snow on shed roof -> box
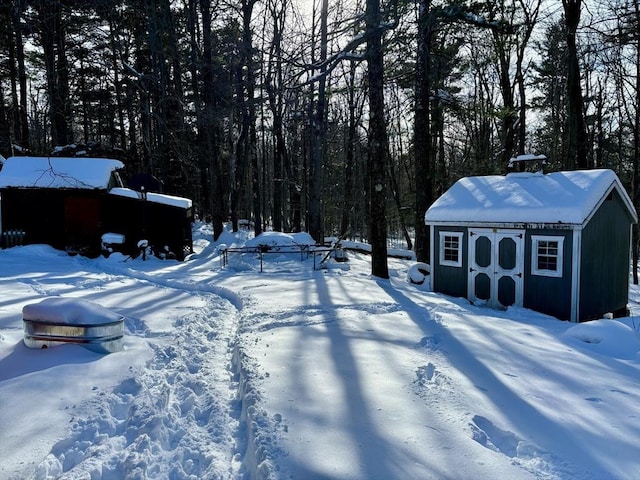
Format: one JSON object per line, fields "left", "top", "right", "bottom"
{"left": 425, "top": 169, "right": 637, "bottom": 226}
{"left": 109, "top": 187, "right": 192, "bottom": 209}
{"left": 0, "top": 156, "right": 123, "bottom": 189}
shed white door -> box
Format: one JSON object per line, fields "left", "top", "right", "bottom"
{"left": 468, "top": 229, "right": 524, "bottom": 308}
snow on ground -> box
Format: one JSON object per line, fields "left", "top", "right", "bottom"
{"left": 0, "top": 243, "right": 239, "bottom": 479}
{"left": 1, "top": 224, "right": 639, "bottom": 480}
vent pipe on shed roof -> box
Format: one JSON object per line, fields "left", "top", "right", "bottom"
{"left": 507, "top": 154, "right": 547, "bottom": 174}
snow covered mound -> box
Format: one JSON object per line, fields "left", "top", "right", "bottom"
{"left": 407, "top": 262, "right": 430, "bottom": 285}
{"left": 23, "top": 297, "right": 123, "bottom": 326}
{"left": 563, "top": 319, "right": 640, "bottom": 359}
{"left": 245, "top": 231, "right": 315, "bottom": 248}
{"left": 22, "top": 297, "right": 124, "bottom": 354}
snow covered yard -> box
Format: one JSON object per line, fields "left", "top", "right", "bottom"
{"left": 0, "top": 245, "right": 240, "bottom": 479}
{"left": 1, "top": 225, "right": 639, "bottom": 480}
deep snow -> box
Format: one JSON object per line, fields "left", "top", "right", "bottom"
{"left": 1, "top": 223, "right": 639, "bottom": 480}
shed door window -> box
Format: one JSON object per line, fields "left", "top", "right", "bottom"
{"left": 439, "top": 232, "right": 463, "bottom": 267}
{"left": 532, "top": 235, "right": 564, "bottom": 277}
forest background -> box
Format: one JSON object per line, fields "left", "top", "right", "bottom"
{"left": 0, "top": 0, "right": 638, "bottom": 279}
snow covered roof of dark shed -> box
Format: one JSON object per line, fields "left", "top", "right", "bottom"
{"left": 425, "top": 169, "right": 637, "bottom": 226}
{"left": 109, "top": 187, "right": 192, "bottom": 209}
{"left": 0, "top": 156, "right": 124, "bottom": 189}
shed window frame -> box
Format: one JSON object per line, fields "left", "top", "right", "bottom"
{"left": 531, "top": 235, "right": 564, "bottom": 277}
{"left": 439, "top": 231, "right": 464, "bottom": 267}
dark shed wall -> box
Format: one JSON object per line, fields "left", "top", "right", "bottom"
{"left": 100, "top": 194, "right": 143, "bottom": 254}
{"left": 432, "top": 226, "right": 468, "bottom": 299}
{"left": 146, "top": 200, "right": 193, "bottom": 260}
{"left": 1, "top": 189, "right": 63, "bottom": 246}
{"left": 523, "top": 229, "right": 574, "bottom": 320}
{"left": 579, "top": 189, "right": 632, "bottom": 320}
{"left": 1, "top": 188, "right": 193, "bottom": 260}
{"left": 101, "top": 195, "right": 193, "bottom": 260}
{"left": 1, "top": 188, "right": 102, "bottom": 252}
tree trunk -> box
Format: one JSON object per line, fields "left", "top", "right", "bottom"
{"left": 0, "top": 87, "right": 10, "bottom": 157}
{"left": 365, "top": 0, "right": 389, "bottom": 279}
{"left": 563, "top": 0, "right": 588, "bottom": 169}
{"left": 632, "top": 0, "right": 640, "bottom": 284}
{"left": 388, "top": 156, "right": 412, "bottom": 251}
{"left": 516, "top": 65, "right": 527, "bottom": 155}
{"left": 107, "top": 12, "right": 127, "bottom": 150}
{"left": 414, "top": 0, "right": 434, "bottom": 264}
{"left": 515, "top": 0, "right": 542, "bottom": 156}
{"left": 38, "top": 0, "right": 71, "bottom": 147}
{"left": 231, "top": 0, "right": 258, "bottom": 234}
{"left": 492, "top": 28, "right": 516, "bottom": 167}
{"left": 200, "top": 0, "right": 224, "bottom": 241}
{"left": 54, "top": 1, "right": 71, "bottom": 146}
{"left": 340, "top": 60, "right": 358, "bottom": 238}
{"left": 11, "top": 0, "right": 29, "bottom": 149}
{"left": 249, "top": 75, "right": 262, "bottom": 237}
{"left": 158, "top": 0, "right": 187, "bottom": 194}
{"left": 266, "top": 0, "right": 286, "bottom": 233}
{"left": 309, "top": 0, "right": 328, "bottom": 243}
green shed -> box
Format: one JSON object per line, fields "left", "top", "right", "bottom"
{"left": 425, "top": 169, "right": 637, "bottom": 322}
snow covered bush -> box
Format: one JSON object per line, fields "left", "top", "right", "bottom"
{"left": 407, "top": 262, "right": 430, "bottom": 285}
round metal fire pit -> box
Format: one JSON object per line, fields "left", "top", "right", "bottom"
{"left": 23, "top": 297, "right": 124, "bottom": 354}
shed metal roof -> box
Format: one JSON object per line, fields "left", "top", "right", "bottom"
{"left": 0, "top": 156, "right": 123, "bottom": 189}
{"left": 425, "top": 169, "right": 637, "bottom": 226}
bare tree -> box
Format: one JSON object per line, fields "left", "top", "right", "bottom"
{"left": 230, "top": 0, "right": 259, "bottom": 234}
{"left": 626, "top": 0, "right": 640, "bottom": 284}
{"left": 634, "top": 0, "right": 640, "bottom": 283}
{"left": 365, "top": 0, "right": 390, "bottom": 278}
{"left": 265, "top": 0, "right": 291, "bottom": 233}
{"left": 414, "top": 0, "right": 434, "bottom": 264}
{"left": 199, "top": 0, "right": 225, "bottom": 240}
{"left": 563, "top": 0, "right": 589, "bottom": 169}
{"left": 34, "top": 0, "right": 72, "bottom": 147}
{"left": 307, "top": 0, "right": 329, "bottom": 243}
{"left": 10, "top": 0, "right": 29, "bottom": 150}
{"left": 486, "top": 0, "right": 542, "bottom": 164}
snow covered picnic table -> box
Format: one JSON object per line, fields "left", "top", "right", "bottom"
{"left": 221, "top": 244, "right": 337, "bottom": 272}
{"left": 220, "top": 231, "right": 341, "bottom": 272}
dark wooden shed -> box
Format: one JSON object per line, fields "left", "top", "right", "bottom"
{"left": 0, "top": 156, "right": 193, "bottom": 259}
{"left": 425, "top": 169, "right": 637, "bottom": 322}
{"left": 0, "top": 156, "right": 124, "bottom": 254}
{"left": 102, "top": 188, "right": 194, "bottom": 260}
